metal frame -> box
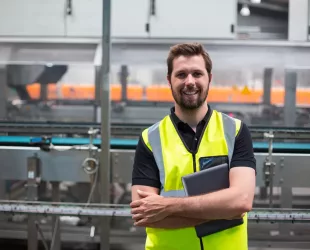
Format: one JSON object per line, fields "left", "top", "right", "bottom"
{"left": 0, "top": 146, "right": 309, "bottom": 190}
{"left": 99, "top": 0, "right": 111, "bottom": 249}
{"left": 0, "top": 146, "right": 309, "bottom": 248}
{"left": 0, "top": 65, "right": 7, "bottom": 120}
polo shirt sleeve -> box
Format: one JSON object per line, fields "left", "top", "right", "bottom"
{"left": 230, "top": 122, "right": 256, "bottom": 171}
{"left": 131, "top": 135, "right": 161, "bottom": 188}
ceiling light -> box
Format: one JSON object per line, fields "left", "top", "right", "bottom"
{"left": 240, "top": 4, "right": 250, "bottom": 16}
{"left": 251, "top": 0, "right": 261, "bottom": 3}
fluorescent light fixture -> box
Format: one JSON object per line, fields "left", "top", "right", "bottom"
{"left": 251, "top": 0, "right": 261, "bottom": 3}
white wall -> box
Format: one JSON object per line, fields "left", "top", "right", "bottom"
{"left": 288, "top": 0, "right": 309, "bottom": 41}
{"left": 0, "top": 0, "right": 237, "bottom": 40}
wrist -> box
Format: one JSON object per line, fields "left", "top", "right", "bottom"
{"left": 165, "top": 197, "right": 184, "bottom": 215}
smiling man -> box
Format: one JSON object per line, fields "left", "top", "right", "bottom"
{"left": 131, "top": 43, "right": 256, "bottom": 250}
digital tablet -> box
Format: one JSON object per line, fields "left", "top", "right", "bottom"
{"left": 181, "top": 163, "right": 244, "bottom": 237}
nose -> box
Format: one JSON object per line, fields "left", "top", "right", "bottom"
{"left": 185, "top": 74, "right": 195, "bottom": 85}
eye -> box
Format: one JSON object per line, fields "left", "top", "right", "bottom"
{"left": 193, "top": 72, "right": 202, "bottom": 77}
{"left": 177, "top": 72, "right": 186, "bottom": 78}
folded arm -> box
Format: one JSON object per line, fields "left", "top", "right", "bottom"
{"left": 141, "top": 215, "right": 208, "bottom": 229}
{"left": 166, "top": 167, "right": 256, "bottom": 220}
{"left": 131, "top": 185, "right": 208, "bottom": 228}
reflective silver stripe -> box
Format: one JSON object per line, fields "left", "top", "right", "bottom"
{"left": 161, "top": 190, "right": 186, "bottom": 197}
{"left": 221, "top": 113, "right": 236, "bottom": 166}
{"left": 148, "top": 122, "right": 165, "bottom": 190}
{"left": 148, "top": 114, "right": 236, "bottom": 197}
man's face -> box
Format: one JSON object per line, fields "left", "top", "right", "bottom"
{"left": 168, "top": 55, "right": 211, "bottom": 110}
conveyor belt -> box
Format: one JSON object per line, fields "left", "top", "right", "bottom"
{"left": 0, "top": 135, "right": 310, "bottom": 152}
{"left": 0, "top": 201, "right": 309, "bottom": 223}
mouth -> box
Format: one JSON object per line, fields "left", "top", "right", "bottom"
{"left": 182, "top": 90, "right": 199, "bottom": 96}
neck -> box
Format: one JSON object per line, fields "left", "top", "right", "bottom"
{"left": 174, "top": 103, "right": 209, "bottom": 128}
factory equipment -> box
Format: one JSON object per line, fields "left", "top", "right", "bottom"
{"left": 0, "top": 123, "right": 309, "bottom": 249}
{"left": 0, "top": 1, "right": 310, "bottom": 250}
{"left": 0, "top": 5, "right": 310, "bottom": 250}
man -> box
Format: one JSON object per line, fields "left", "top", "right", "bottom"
{"left": 130, "top": 42, "right": 256, "bottom": 250}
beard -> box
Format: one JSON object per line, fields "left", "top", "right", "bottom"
{"left": 171, "top": 84, "right": 209, "bottom": 110}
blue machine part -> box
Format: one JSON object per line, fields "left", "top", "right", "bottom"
{"left": 0, "top": 136, "right": 310, "bottom": 152}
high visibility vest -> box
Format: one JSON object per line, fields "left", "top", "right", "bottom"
{"left": 141, "top": 110, "right": 248, "bottom": 250}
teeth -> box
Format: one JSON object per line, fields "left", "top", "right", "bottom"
{"left": 184, "top": 91, "right": 197, "bottom": 95}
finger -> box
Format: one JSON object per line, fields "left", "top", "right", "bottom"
{"left": 132, "top": 213, "right": 144, "bottom": 220}
{"left": 134, "top": 218, "right": 149, "bottom": 227}
{"left": 131, "top": 207, "right": 142, "bottom": 214}
{"left": 228, "top": 213, "right": 245, "bottom": 220}
{"left": 130, "top": 200, "right": 142, "bottom": 208}
{"left": 137, "top": 190, "right": 154, "bottom": 197}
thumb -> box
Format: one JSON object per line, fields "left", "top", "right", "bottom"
{"left": 137, "top": 189, "right": 152, "bottom": 197}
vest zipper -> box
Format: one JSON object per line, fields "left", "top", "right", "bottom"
{"left": 192, "top": 153, "right": 204, "bottom": 250}
{"left": 192, "top": 153, "right": 197, "bottom": 172}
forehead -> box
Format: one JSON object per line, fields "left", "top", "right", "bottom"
{"left": 172, "top": 55, "right": 206, "bottom": 72}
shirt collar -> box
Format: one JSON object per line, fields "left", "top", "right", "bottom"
{"left": 169, "top": 105, "right": 212, "bottom": 126}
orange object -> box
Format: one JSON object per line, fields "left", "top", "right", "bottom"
{"left": 127, "top": 84, "right": 143, "bottom": 100}
{"left": 25, "top": 83, "right": 310, "bottom": 106}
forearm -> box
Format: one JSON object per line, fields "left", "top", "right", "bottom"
{"left": 142, "top": 216, "right": 208, "bottom": 229}
{"left": 167, "top": 187, "right": 252, "bottom": 220}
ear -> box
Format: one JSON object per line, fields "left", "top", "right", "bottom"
{"left": 208, "top": 73, "right": 213, "bottom": 84}
{"left": 167, "top": 75, "right": 171, "bottom": 87}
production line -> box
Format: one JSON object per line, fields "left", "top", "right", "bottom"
{"left": 0, "top": 123, "right": 309, "bottom": 249}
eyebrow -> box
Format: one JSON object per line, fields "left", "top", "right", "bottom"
{"left": 174, "top": 69, "right": 204, "bottom": 74}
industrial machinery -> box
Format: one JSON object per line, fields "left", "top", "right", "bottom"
{"left": 1, "top": 0, "right": 310, "bottom": 249}
{"left": 0, "top": 122, "right": 310, "bottom": 249}
{"left": 4, "top": 64, "right": 310, "bottom": 128}
{"left": 0, "top": 41, "right": 310, "bottom": 250}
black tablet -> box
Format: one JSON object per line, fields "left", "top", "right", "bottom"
{"left": 181, "top": 163, "right": 243, "bottom": 238}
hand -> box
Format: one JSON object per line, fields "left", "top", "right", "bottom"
{"left": 227, "top": 213, "right": 245, "bottom": 220}
{"left": 130, "top": 190, "right": 171, "bottom": 226}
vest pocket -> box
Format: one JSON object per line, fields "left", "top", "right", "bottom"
{"left": 198, "top": 155, "right": 228, "bottom": 171}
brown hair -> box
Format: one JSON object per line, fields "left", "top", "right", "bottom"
{"left": 167, "top": 42, "right": 212, "bottom": 79}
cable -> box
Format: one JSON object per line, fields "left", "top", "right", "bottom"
{"left": 85, "top": 168, "right": 98, "bottom": 206}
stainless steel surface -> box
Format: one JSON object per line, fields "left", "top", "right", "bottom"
{"left": 263, "top": 68, "right": 273, "bottom": 105}
{"left": 284, "top": 70, "right": 297, "bottom": 126}
{"left": 26, "top": 156, "right": 40, "bottom": 250}
{"left": 1, "top": 147, "right": 310, "bottom": 193}
{"left": 263, "top": 131, "right": 275, "bottom": 208}
{"left": 0, "top": 43, "right": 97, "bottom": 64}
{"left": 0, "top": 65, "right": 7, "bottom": 120}
{"left": 254, "top": 153, "right": 310, "bottom": 189}
{"left": 111, "top": 150, "right": 135, "bottom": 184}
{"left": 94, "top": 65, "right": 101, "bottom": 123}
{"left": 51, "top": 182, "right": 61, "bottom": 250}
{"left": 0, "top": 130, "right": 308, "bottom": 249}
{"left": 99, "top": 0, "right": 112, "bottom": 249}
{"left": 0, "top": 146, "right": 95, "bottom": 182}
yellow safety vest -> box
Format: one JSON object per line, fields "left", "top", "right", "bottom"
{"left": 141, "top": 110, "right": 248, "bottom": 250}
